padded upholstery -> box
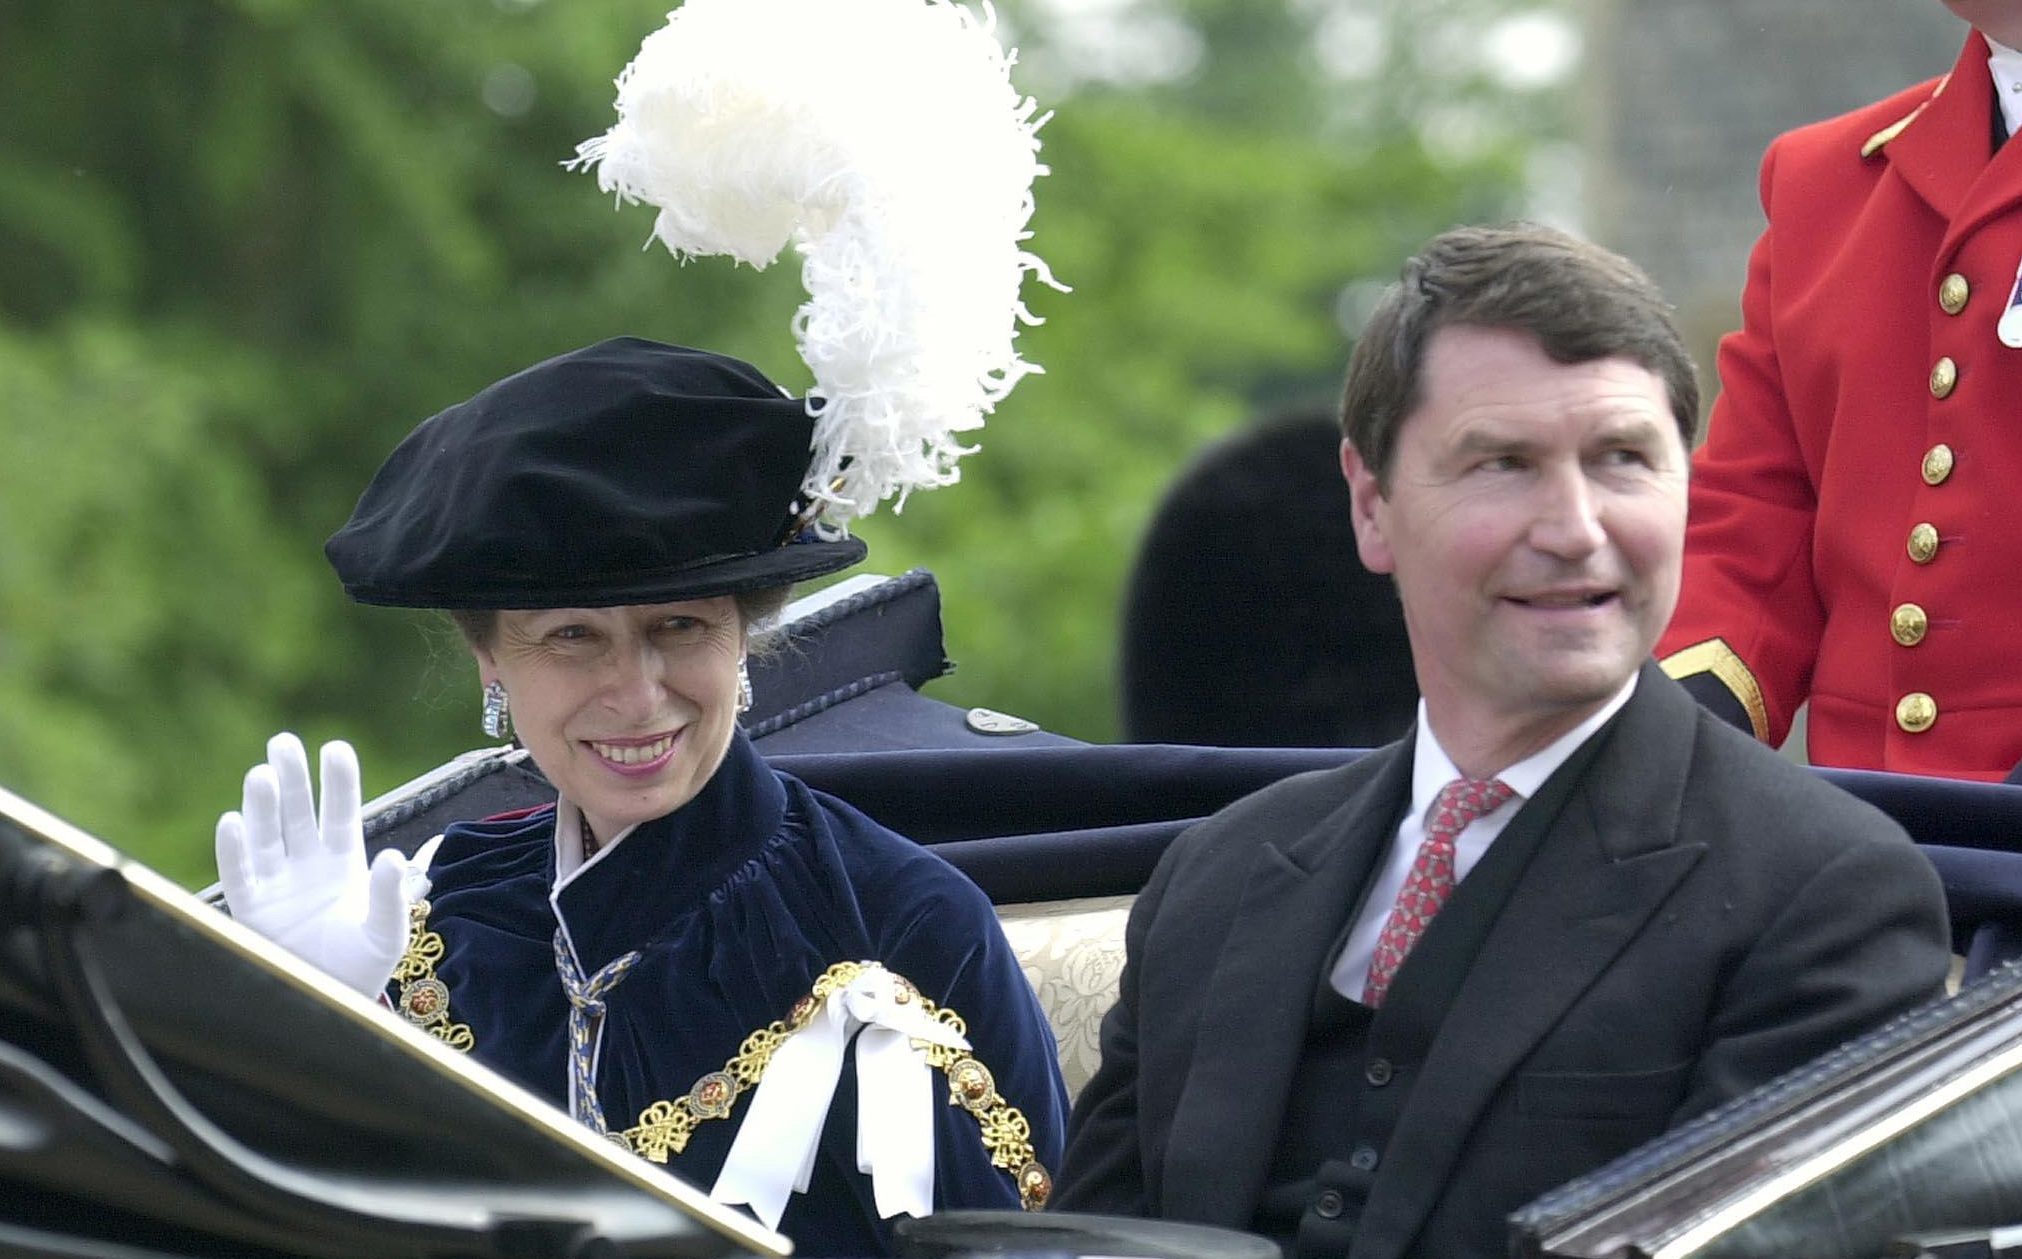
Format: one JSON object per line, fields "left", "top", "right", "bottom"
{"left": 994, "top": 896, "right": 1133, "bottom": 1099}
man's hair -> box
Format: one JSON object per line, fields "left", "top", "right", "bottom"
{"left": 1341, "top": 223, "right": 1700, "bottom": 487}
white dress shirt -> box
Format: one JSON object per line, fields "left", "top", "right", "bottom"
{"left": 1987, "top": 37, "right": 2022, "bottom": 141}
{"left": 1329, "top": 674, "right": 1639, "bottom": 1001}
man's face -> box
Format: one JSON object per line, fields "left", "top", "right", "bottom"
{"left": 1342, "top": 324, "right": 1688, "bottom": 745}
{"left": 1943, "top": 0, "right": 2022, "bottom": 46}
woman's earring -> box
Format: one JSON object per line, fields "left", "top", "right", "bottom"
{"left": 736, "top": 660, "right": 754, "bottom": 715}
{"left": 481, "top": 680, "right": 511, "bottom": 739}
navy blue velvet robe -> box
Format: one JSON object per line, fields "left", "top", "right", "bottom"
{"left": 416, "top": 732, "right": 1068, "bottom": 1256}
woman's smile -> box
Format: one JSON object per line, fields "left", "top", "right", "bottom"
{"left": 585, "top": 729, "right": 682, "bottom": 775}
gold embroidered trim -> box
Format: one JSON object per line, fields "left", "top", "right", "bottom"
{"left": 391, "top": 899, "right": 475, "bottom": 1052}
{"left": 1661, "top": 637, "right": 1770, "bottom": 743}
{"left": 1861, "top": 75, "right": 1946, "bottom": 157}
{"left": 616, "top": 960, "right": 1052, "bottom": 1210}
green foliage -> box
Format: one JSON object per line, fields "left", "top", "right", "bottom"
{"left": 0, "top": 0, "right": 1560, "bottom": 882}
{"left": 0, "top": 322, "right": 326, "bottom": 881}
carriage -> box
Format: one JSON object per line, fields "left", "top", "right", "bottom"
{"left": 8, "top": 570, "right": 2022, "bottom": 1258}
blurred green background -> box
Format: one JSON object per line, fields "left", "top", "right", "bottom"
{"left": 0, "top": 0, "right": 1575, "bottom": 882}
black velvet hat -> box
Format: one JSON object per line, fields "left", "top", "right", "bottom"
{"left": 325, "top": 337, "right": 866, "bottom": 609}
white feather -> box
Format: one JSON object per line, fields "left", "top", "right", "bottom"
{"left": 575, "top": 0, "right": 1062, "bottom": 527}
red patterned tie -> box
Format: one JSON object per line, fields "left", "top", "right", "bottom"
{"left": 1363, "top": 777, "right": 1514, "bottom": 1008}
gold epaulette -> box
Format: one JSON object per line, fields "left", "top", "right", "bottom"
{"left": 1862, "top": 74, "right": 1947, "bottom": 158}
{"left": 617, "top": 959, "right": 1052, "bottom": 1211}
{"left": 1660, "top": 637, "right": 1770, "bottom": 742}
{"left": 391, "top": 899, "right": 476, "bottom": 1050}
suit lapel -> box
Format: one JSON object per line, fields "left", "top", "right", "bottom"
{"left": 1161, "top": 739, "right": 1414, "bottom": 1227}
{"left": 1355, "top": 668, "right": 1708, "bottom": 1259}
{"left": 1944, "top": 98, "right": 2022, "bottom": 261}
{"left": 1884, "top": 33, "right": 2009, "bottom": 236}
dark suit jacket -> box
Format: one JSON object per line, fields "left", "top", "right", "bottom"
{"left": 1052, "top": 664, "right": 1951, "bottom": 1259}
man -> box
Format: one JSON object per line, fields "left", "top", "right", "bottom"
{"left": 1051, "top": 224, "right": 1951, "bottom": 1259}
{"left": 1658, "top": 2, "right": 2022, "bottom": 780}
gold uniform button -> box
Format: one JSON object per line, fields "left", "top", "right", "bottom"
{"left": 1891, "top": 602, "right": 1928, "bottom": 646}
{"left": 1908, "top": 523, "right": 1939, "bottom": 563}
{"left": 1940, "top": 273, "right": 1970, "bottom": 315}
{"left": 1930, "top": 357, "right": 1958, "bottom": 398}
{"left": 1896, "top": 692, "right": 1938, "bottom": 733}
{"left": 1923, "top": 444, "right": 1955, "bottom": 485}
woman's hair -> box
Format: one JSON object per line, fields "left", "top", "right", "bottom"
{"left": 447, "top": 586, "right": 793, "bottom": 651}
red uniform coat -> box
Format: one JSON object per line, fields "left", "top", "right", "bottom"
{"left": 1659, "top": 31, "right": 2022, "bottom": 781}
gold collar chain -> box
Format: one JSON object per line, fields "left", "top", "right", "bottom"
{"left": 618, "top": 959, "right": 1051, "bottom": 1210}
{"left": 392, "top": 915, "right": 1050, "bottom": 1210}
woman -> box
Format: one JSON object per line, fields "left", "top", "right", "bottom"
{"left": 215, "top": 337, "right": 1067, "bottom": 1256}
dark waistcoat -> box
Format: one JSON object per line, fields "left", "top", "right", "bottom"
{"left": 1251, "top": 732, "right": 1606, "bottom": 1259}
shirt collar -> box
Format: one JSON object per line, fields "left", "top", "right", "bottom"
{"left": 551, "top": 797, "right": 640, "bottom": 890}
{"left": 1987, "top": 36, "right": 2022, "bottom": 140}
{"left": 1410, "top": 671, "right": 1639, "bottom": 814}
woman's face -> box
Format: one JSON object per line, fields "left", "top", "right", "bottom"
{"left": 474, "top": 598, "right": 745, "bottom": 843}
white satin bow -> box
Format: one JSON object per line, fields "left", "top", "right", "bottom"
{"left": 711, "top": 965, "right": 969, "bottom": 1229}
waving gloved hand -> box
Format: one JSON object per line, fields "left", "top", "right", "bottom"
{"left": 214, "top": 733, "right": 417, "bottom": 996}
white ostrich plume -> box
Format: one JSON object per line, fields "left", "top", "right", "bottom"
{"left": 574, "top": 0, "right": 1063, "bottom": 528}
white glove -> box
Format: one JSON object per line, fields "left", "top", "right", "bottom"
{"left": 214, "top": 733, "right": 418, "bottom": 996}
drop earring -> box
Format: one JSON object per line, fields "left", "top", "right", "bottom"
{"left": 736, "top": 659, "right": 754, "bottom": 715}
{"left": 482, "top": 680, "right": 511, "bottom": 739}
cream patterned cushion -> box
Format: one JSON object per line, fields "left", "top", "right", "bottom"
{"left": 995, "top": 894, "right": 1133, "bottom": 1100}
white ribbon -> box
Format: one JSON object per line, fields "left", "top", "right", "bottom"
{"left": 711, "top": 965, "right": 969, "bottom": 1229}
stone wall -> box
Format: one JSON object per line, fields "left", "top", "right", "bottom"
{"left": 1585, "top": 0, "right": 1966, "bottom": 361}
